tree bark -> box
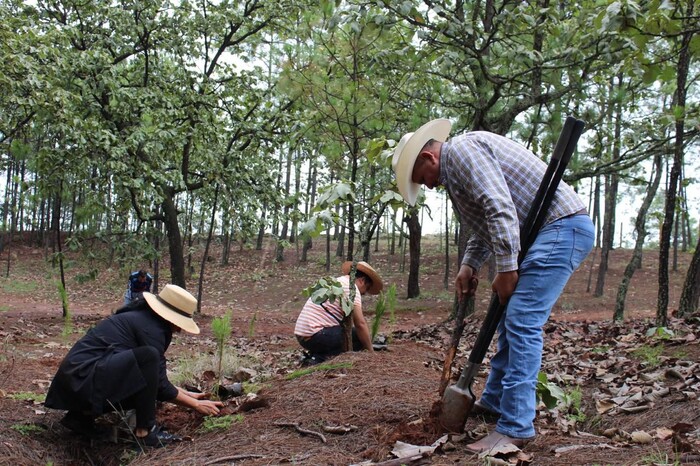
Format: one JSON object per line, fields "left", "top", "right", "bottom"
{"left": 256, "top": 202, "right": 267, "bottom": 251}
{"left": 678, "top": 235, "right": 700, "bottom": 317}
{"left": 162, "top": 192, "right": 186, "bottom": 288}
{"left": 301, "top": 163, "right": 317, "bottom": 262}
{"left": 444, "top": 193, "right": 450, "bottom": 291}
{"left": 276, "top": 146, "right": 293, "bottom": 262}
{"left": 406, "top": 209, "right": 421, "bottom": 298}
{"left": 675, "top": 1, "right": 698, "bottom": 316}
{"left": 595, "top": 76, "right": 622, "bottom": 297}
{"left": 197, "top": 185, "right": 219, "bottom": 314}
{"left": 657, "top": 5, "right": 692, "bottom": 327}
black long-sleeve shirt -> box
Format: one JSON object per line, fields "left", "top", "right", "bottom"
{"left": 45, "top": 304, "right": 178, "bottom": 415}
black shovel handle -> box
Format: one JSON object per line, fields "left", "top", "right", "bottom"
{"left": 466, "top": 117, "right": 585, "bottom": 366}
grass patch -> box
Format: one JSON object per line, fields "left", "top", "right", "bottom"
{"left": 418, "top": 290, "right": 453, "bottom": 301}
{"left": 242, "top": 270, "right": 270, "bottom": 282}
{"left": 285, "top": 362, "right": 353, "bottom": 380}
{"left": 8, "top": 392, "right": 46, "bottom": 403}
{"left": 559, "top": 300, "right": 575, "bottom": 311}
{"left": 11, "top": 423, "right": 46, "bottom": 436}
{"left": 243, "top": 381, "right": 263, "bottom": 394}
{"left": 671, "top": 349, "right": 688, "bottom": 359}
{"left": 0, "top": 280, "right": 38, "bottom": 294}
{"left": 565, "top": 386, "right": 586, "bottom": 423}
{"left": 168, "top": 348, "right": 259, "bottom": 388}
{"left": 198, "top": 414, "right": 243, "bottom": 432}
{"left": 632, "top": 344, "right": 663, "bottom": 368}
{"left": 640, "top": 448, "right": 680, "bottom": 465}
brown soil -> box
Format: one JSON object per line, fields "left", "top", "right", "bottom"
{"left": 1, "top": 237, "right": 699, "bottom": 466}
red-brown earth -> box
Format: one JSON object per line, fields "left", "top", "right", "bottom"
{"left": 1, "top": 236, "right": 699, "bottom": 466}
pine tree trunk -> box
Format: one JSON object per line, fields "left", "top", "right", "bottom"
{"left": 197, "top": 185, "right": 219, "bottom": 314}
{"left": 276, "top": 147, "right": 293, "bottom": 262}
{"left": 595, "top": 76, "right": 622, "bottom": 297}
{"left": 657, "top": 9, "right": 692, "bottom": 327}
{"left": 162, "top": 192, "right": 186, "bottom": 288}
{"left": 390, "top": 210, "right": 397, "bottom": 255}
{"left": 678, "top": 235, "right": 700, "bottom": 317}
{"left": 614, "top": 153, "right": 662, "bottom": 321}
{"left": 406, "top": 209, "right": 421, "bottom": 298}
{"left": 256, "top": 202, "right": 267, "bottom": 251}
{"left": 586, "top": 175, "right": 601, "bottom": 292}
{"left": 444, "top": 194, "right": 450, "bottom": 291}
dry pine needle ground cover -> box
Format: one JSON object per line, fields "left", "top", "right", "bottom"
{"left": 0, "top": 236, "right": 699, "bottom": 466}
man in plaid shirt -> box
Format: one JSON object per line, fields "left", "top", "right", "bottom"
{"left": 392, "top": 119, "right": 594, "bottom": 454}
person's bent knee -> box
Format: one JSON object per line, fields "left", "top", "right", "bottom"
{"left": 132, "top": 346, "right": 159, "bottom": 366}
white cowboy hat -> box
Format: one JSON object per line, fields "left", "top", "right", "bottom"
{"left": 144, "top": 284, "right": 200, "bottom": 334}
{"left": 342, "top": 261, "right": 384, "bottom": 295}
{"left": 391, "top": 118, "right": 452, "bottom": 206}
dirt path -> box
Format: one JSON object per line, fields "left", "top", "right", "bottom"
{"left": 1, "top": 241, "right": 698, "bottom": 465}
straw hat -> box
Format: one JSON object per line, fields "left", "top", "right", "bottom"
{"left": 391, "top": 118, "right": 452, "bottom": 206}
{"left": 144, "top": 284, "right": 200, "bottom": 334}
{"left": 342, "top": 261, "right": 384, "bottom": 295}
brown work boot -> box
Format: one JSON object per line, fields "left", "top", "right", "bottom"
{"left": 470, "top": 400, "right": 499, "bottom": 419}
{"left": 466, "top": 431, "right": 534, "bottom": 454}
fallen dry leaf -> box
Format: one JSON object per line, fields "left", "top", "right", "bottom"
{"left": 630, "top": 431, "right": 653, "bottom": 444}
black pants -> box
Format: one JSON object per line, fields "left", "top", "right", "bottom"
{"left": 110, "top": 346, "right": 159, "bottom": 430}
{"left": 297, "top": 326, "right": 362, "bottom": 357}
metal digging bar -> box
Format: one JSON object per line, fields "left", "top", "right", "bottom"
{"left": 438, "top": 116, "right": 586, "bottom": 433}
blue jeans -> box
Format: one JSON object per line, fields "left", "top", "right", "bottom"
{"left": 479, "top": 214, "right": 594, "bottom": 438}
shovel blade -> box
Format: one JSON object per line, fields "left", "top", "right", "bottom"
{"left": 438, "top": 383, "right": 475, "bottom": 433}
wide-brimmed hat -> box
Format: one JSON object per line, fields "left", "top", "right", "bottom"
{"left": 342, "top": 261, "right": 384, "bottom": 295}
{"left": 391, "top": 118, "right": 452, "bottom": 206}
{"left": 144, "top": 284, "right": 200, "bottom": 334}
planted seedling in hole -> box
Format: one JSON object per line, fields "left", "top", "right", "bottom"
{"left": 371, "top": 292, "right": 386, "bottom": 342}
{"left": 212, "top": 310, "right": 232, "bottom": 386}
{"left": 386, "top": 284, "right": 397, "bottom": 325}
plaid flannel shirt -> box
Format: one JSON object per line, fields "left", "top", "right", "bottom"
{"left": 440, "top": 131, "right": 585, "bottom": 273}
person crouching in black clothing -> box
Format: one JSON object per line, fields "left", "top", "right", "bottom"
{"left": 45, "top": 284, "right": 223, "bottom": 447}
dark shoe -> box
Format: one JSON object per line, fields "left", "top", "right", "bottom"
{"left": 470, "top": 400, "right": 499, "bottom": 419}
{"left": 136, "top": 424, "right": 181, "bottom": 448}
{"left": 300, "top": 352, "right": 326, "bottom": 367}
{"left": 60, "top": 411, "right": 108, "bottom": 438}
{"left": 466, "top": 431, "right": 534, "bottom": 454}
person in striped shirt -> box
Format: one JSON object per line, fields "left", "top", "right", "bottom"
{"left": 392, "top": 119, "right": 594, "bottom": 454}
{"left": 294, "top": 261, "right": 383, "bottom": 365}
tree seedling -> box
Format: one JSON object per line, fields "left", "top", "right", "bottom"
{"left": 212, "top": 310, "right": 233, "bottom": 386}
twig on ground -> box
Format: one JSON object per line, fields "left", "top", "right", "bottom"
{"left": 202, "top": 453, "right": 265, "bottom": 465}
{"left": 274, "top": 421, "right": 327, "bottom": 443}
{"left": 323, "top": 424, "right": 358, "bottom": 434}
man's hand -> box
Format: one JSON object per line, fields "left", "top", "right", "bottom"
{"left": 455, "top": 265, "right": 479, "bottom": 301}
{"left": 492, "top": 270, "right": 518, "bottom": 304}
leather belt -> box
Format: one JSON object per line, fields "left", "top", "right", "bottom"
{"left": 562, "top": 208, "right": 588, "bottom": 219}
